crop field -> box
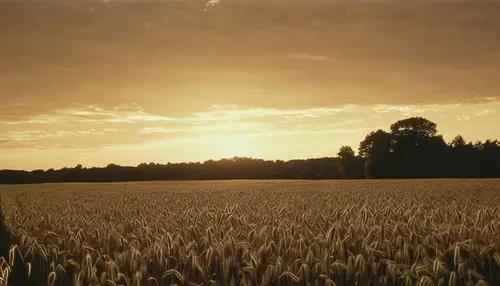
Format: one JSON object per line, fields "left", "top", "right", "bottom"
{"left": 1, "top": 180, "right": 500, "bottom": 286}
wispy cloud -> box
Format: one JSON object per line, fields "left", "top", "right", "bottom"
{"left": 373, "top": 104, "right": 451, "bottom": 115}
{"left": 1, "top": 104, "right": 178, "bottom": 125}
{"left": 138, "top": 127, "right": 180, "bottom": 134}
{"left": 140, "top": 122, "right": 270, "bottom": 134}
{"left": 475, "top": 109, "right": 496, "bottom": 117}
{"left": 1, "top": 104, "right": 349, "bottom": 125}
{"left": 0, "top": 129, "right": 125, "bottom": 144}
{"left": 3, "top": 100, "right": 500, "bottom": 152}
{"left": 456, "top": 115, "right": 471, "bottom": 121}
{"left": 189, "top": 106, "right": 346, "bottom": 122}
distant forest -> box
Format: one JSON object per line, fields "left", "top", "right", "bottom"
{"left": 1, "top": 117, "right": 500, "bottom": 184}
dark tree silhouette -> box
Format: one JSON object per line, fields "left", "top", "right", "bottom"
{"left": 0, "top": 199, "right": 10, "bottom": 259}
{"left": 359, "top": 117, "right": 500, "bottom": 179}
{"left": 299, "top": 168, "right": 317, "bottom": 180}
{"left": 390, "top": 117, "right": 437, "bottom": 141}
{"left": 359, "top": 130, "right": 394, "bottom": 178}
{"left": 338, "top": 145, "right": 355, "bottom": 159}
{"left": 387, "top": 117, "right": 444, "bottom": 178}
{"left": 0, "top": 157, "right": 346, "bottom": 183}
{"left": 336, "top": 146, "right": 365, "bottom": 179}
{"left": 358, "top": 129, "right": 393, "bottom": 159}
{"left": 450, "top": 135, "right": 466, "bottom": 147}
{"left": 390, "top": 117, "right": 438, "bottom": 156}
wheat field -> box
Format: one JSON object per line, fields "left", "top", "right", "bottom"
{"left": 1, "top": 180, "right": 500, "bottom": 286}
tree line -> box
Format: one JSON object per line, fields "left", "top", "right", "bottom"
{"left": 0, "top": 157, "right": 343, "bottom": 183}
{"left": 337, "top": 117, "right": 500, "bottom": 179}
{"left": 1, "top": 117, "right": 499, "bottom": 184}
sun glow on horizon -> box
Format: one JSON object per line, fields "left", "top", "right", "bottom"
{"left": 211, "top": 136, "right": 255, "bottom": 159}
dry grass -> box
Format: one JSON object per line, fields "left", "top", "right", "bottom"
{"left": 0, "top": 179, "right": 500, "bottom": 286}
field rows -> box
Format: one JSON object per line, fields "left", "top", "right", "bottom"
{"left": 1, "top": 180, "right": 500, "bottom": 285}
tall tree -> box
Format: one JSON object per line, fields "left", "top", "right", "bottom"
{"left": 389, "top": 117, "right": 441, "bottom": 177}
{"left": 358, "top": 129, "right": 393, "bottom": 158}
{"left": 338, "top": 145, "right": 355, "bottom": 159}
{"left": 336, "top": 146, "right": 364, "bottom": 179}
{"left": 358, "top": 130, "right": 394, "bottom": 178}
{"left": 390, "top": 117, "right": 437, "bottom": 150}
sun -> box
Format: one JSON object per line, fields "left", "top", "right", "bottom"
{"left": 213, "top": 136, "right": 254, "bottom": 159}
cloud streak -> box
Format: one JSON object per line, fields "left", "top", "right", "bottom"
{"left": 0, "top": 128, "right": 125, "bottom": 142}
{"left": 1, "top": 104, "right": 179, "bottom": 125}
{"left": 1, "top": 104, "right": 349, "bottom": 125}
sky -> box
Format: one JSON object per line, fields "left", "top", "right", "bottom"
{"left": 1, "top": 0, "right": 500, "bottom": 170}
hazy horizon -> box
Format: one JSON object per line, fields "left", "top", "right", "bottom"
{"left": 1, "top": 0, "right": 500, "bottom": 170}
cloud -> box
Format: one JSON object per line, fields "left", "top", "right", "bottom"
{"left": 0, "top": 103, "right": 364, "bottom": 150}
{"left": 0, "top": 128, "right": 126, "bottom": 149}
{"left": 2, "top": 100, "right": 500, "bottom": 153}
{"left": 475, "top": 109, "right": 496, "bottom": 117}
{"left": 1, "top": 104, "right": 178, "bottom": 125}
{"left": 189, "top": 105, "right": 347, "bottom": 122}
{"left": 1, "top": 104, "right": 348, "bottom": 125}
{"left": 140, "top": 121, "right": 269, "bottom": 134}
{"left": 138, "top": 127, "right": 180, "bottom": 134}
{"left": 372, "top": 104, "right": 451, "bottom": 116}
{"left": 3, "top": 0, "right": 499, "bottom": 125}
{"left": 456, "top": 115, "right": 471, "bottom": 121}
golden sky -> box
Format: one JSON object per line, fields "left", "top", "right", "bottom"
{"left": 1, "top": 0, "right": 500, "bottom": 170}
